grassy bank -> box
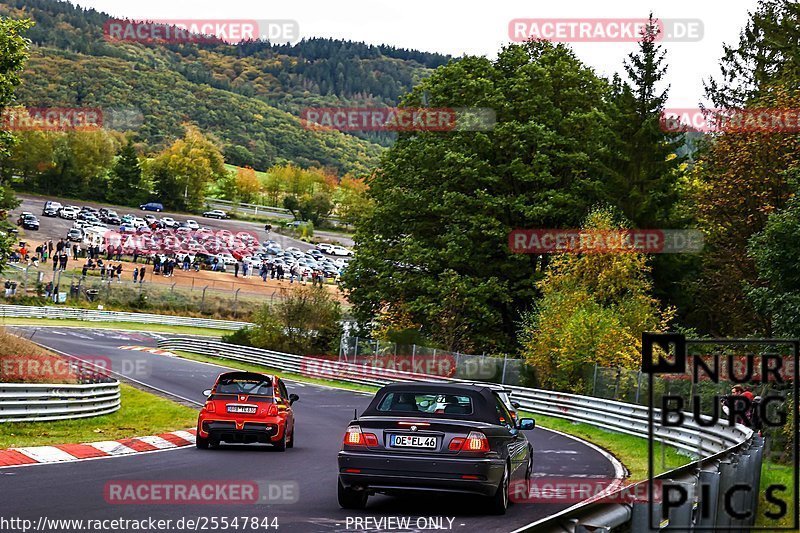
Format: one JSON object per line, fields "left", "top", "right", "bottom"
{"left": 0, "top": 383, "right": 198, "bottom": 448}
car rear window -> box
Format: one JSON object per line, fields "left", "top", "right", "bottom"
{"left": 376, "top": 392, "right": 473, "bottom": 415}
{"left": 215, "top": 378, "right": 273, "bottom": 396}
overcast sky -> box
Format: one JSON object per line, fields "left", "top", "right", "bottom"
{"left": 73, "top": 0, "right": 760, "bottom": 108}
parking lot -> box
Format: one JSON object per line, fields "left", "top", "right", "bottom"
{"left": 7, "top": 194, "right": 353, "bottom": 298}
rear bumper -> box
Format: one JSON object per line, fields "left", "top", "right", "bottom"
{"left": 338, "top": 451, "right": 504, "bottom": 497}
{"left": 199, "top": 419, "right": 282, "bottom": 444}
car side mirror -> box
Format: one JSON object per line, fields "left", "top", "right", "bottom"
{"left": 518, "top": 418, "right": 535, "bottom": 430}
{"left": 289, "top": 394, "right": 299, "bottom": 405}
{"left": 202, "top": 389, "right": 212, "bottom": 397}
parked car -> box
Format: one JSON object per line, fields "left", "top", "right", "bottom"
{"left": 316, "top": 243, "right": 333, "bottom": 252}
{"left": 161, "top": 216, "right": 178, "bottom": 228}
{"left": 102, "top": 210, "right": 121, "bottom": 224}
{"left": 17, "top": 213, "right": 40, "bottom": 230}
{"left": 203, "top": 209, "right": 229, "bottom": 219}
{"left": 140, "top": 202, "right": 164, "bottom": 212}
{"left": 216, "top": 252, "right": 237, "bottom": 265}
{"left": 67, "top": 228, "right": 84, "bottom": 242}
{"left": 196, "top": 371, "right": 298, "bottom": 450}
{"left": 59, "top": 206, "right": 80, "bottom": 220}
{"left": 42, "top": 201, "right": 62, "bottom": 217}
{"left": 329, "top": 245, "right": 354, "bottom": 257}
{"left": 185, "top": 219, "right": 200, "bottom": 230}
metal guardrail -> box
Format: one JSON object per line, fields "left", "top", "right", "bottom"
{"left": 0, "top": 381, "right": 120, "bottom": 422}
{"left": 0, "top": 305, "right": 252, "bottom": 331}
{"left": 207, "top": 198, "right": 341, "bottom": 222}
{"left": 159, "top": 338, "right": 762, "bottom": 531}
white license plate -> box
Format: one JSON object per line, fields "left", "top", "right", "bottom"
{"left": 226, "top": 405, "right": 257, "bottom": 414}
{"left": 391, "top": 435, "right": 437, "bottom": 449}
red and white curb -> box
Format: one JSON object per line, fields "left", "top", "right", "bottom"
{"left": 0, "top": 429, "right": 196, "bottom": 468}
{"left": 118, "top": 345, "right": 177, "bottom": 357}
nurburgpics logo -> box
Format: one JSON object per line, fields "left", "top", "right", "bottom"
{"left": 642, "top": 333, "right": 798, "bottom": 530}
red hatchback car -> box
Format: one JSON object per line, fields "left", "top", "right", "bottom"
{"left": 196, "top": 371, "right": 298, "bottom": 451}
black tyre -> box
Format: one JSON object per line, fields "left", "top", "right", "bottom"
{"left": 337, "top": 479, "right": 368, "bottom": 510}
{"left": 196, "top": 435, "right": 210, "bottom": 449}
{"left": 273, "top": 431, "right": 287, "bottom": 452}
{"left": 287, "top": 427, "right": 294, "bottom": 449}
{"left": 525, "top": 448, "right": 533, "bottom": 480}
{"left": 488, "top": 463, "right": 509, "bottom": 515}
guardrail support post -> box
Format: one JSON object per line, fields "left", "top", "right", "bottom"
{"left": 716, "top": 460, "right": 736, "bottom": 529}
{"left": 632, "top": 501, "right": 660, "bottom": 531}
{"left": 665, "top": 479, "right": 695, "bottom": 530}
{"left": 697, "top": 466, "right": 721, "bottom": 528}
{"left": 749, "top": 436, "right": 765, "bottom": 526}
{"left": 733, "top": 451, "right": 753, "bottom": 529}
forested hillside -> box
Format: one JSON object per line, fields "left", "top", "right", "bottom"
{"left": 0, "top": 0, "right": 450, "bottom": 172}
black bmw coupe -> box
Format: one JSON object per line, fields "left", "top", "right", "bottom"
{"left": 337, "top": 382, "right": 535, "bottom": 514}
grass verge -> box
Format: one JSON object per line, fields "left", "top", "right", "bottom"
{"left": 0, "top": 383, "right": 198, "bottom": 448}
{"left": 0, "top": 317, "right": 229, "bottom": 337}
{"left": 525, "top": 412, "right": 691, "bottom": 480}
{"left": 757, "top": 462, "right": 795, "bottom": 528}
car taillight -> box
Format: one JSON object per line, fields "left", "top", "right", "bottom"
{"left": 204, "top": 401, "right": 215, "bottom": 413}
{"left": 448, "top": 437, "right": 465, "bottom": 451}
{"left": 343, "top": 425, "right": 378, "bottom": 447}
{"left": 267, "top": 404, "right": 279, "bottom": 416}
{"left": 464, "top": 431, "right": 490, "bottom": 452}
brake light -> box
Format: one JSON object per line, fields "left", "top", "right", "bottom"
{"left": 204, "top": 401, "right": 215, "bottom": 413}
{"left": 464, "top": 431, "right": 490, "bottom": 452}
{"left": 448, "top": 437, "right": 465, "bottom": 451}
{"left": 267, "top": 404, "right": 279, "bottom": 416}
{"left": 343, "top": 425, "right": 378, "bottom": 447}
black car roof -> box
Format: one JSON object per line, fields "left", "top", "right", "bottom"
{"left": 362, "top": 382, "right": 502, "bottom": 423}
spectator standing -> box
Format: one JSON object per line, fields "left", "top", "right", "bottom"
{"left": 100, "top": 264, "right": 106, "bottom": 280}
{"left": 139, "top": 266, "right": 146, "bottom": 283}
{"left": 234, "top": 262, "right": 240, "bottom": 277}
{"left": 133, "top": 267, "right": 139, "bottom": 283}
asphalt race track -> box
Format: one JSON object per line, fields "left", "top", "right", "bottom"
{"left": 1, "top": 327, "right": 619, "bottom": 533}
